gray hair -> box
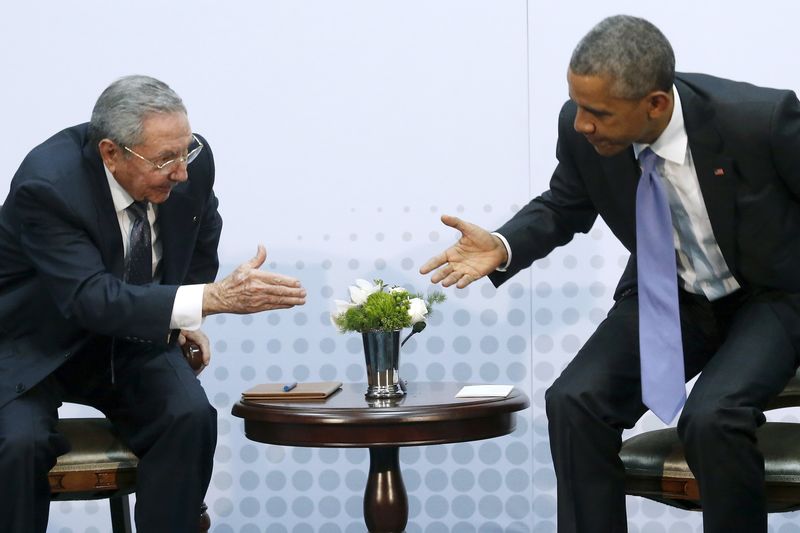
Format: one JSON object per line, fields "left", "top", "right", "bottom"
{"left": 569, "top": 15, "right": 675, "bottom": 99}
{"left": 88, "top": 75, "right": 186, "bottom": 148}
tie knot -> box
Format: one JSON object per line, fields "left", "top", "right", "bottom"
{"left": 639, "top": 147, "right": 659, "bottom": 174}
{"left": 127, "top": 200, "right": 149, "bottom": 219}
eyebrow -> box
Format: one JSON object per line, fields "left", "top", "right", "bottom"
{"left": 568, "top": 88, "right": 612, "bottom": 117}
{"left": 579, "top": 103, "right": 611, "bottom": 117}
{"left": 153, "top": 136, "right": 194, "bottom": 159}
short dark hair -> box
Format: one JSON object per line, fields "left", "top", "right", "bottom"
{"left": 88, "top": 75, "right": 186, "bottom": 148}
{"left": 569, "top": 15, "right": 675, "bottom": 99}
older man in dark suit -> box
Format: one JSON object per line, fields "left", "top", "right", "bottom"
{"left": 0, "top": 75, "right": 307, "bottom": 532}
{"left": 422, "top": 15, "right": 800, "bottom": 533}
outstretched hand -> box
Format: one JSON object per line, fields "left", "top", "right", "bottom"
{"left": 202, "top": 244, "right": 307, "bottom": 316}
{"left": 419, "top": 215, "right": 508, "bottom": 288}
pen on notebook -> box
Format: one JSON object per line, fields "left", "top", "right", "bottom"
{"left": 282, "top": 382, "right": 298, "bottom": 392}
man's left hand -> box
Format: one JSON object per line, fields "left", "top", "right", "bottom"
{"left": 179, "top": 329, "right": 211, "bottom": 375}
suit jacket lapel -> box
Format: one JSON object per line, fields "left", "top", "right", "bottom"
{"left": 677, "top": 79, "right": 739, "bottom": 276}
{"left": 157, "top": 186, "right": 196, "bottom": 284}
{"left": 600, "top": 148, "right": 639, "bottom": 248}
{"left": 82, "top": 141, "right": 124, "bottom": 278}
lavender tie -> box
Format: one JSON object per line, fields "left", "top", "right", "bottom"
{"left": 636, "top": 147, "right": 686, "bottom": 423}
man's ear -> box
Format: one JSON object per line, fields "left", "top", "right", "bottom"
{"left": 98, "top": 139, "right": 118, "bottom": 172}
{"left": 647, "top": 91, "right": 672, "bottom": 119}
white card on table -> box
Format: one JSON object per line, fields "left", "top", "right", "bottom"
{"left": 455, "top": 385, "right": 514, "bottom": 398}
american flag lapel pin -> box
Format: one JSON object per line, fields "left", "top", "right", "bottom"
{"left": 713, "top": 167, "right": 725, "bottom": 176}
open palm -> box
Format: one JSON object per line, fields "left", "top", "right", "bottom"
{"left": 420, "top": 215, "right": 508, "bottom": 288}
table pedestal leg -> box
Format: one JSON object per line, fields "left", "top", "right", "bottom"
{"left": 364, "top": 446, "right": 408, "bottom": 533}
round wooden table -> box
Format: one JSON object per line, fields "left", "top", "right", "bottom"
{"left": 231, "top": 381, "right": 529, "bottom": 533}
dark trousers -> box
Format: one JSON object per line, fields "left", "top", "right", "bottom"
{"left": 546, "top": 289, "right": 799, "bottom": 533}
{"left": 0, "top": 340, "right": 217, "bottom": 533}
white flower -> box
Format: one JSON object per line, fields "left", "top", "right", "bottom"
{"left": 407, "top": 298, "right": 429, "bottom": 324}
{"left": 389, "top": 286, "right": 408, "bottom": 294}
{"left": 330, "top": 299, "right": 356, "bottom": 331}
{"left": 348, "top": 278, "right": 379, "bottom": 305}
{"left": 332, "top": 299, "right": 356, "bottom": 317}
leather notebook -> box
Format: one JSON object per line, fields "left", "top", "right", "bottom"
{"left": 241, "top": 381, "right": 342, "bottom": 401}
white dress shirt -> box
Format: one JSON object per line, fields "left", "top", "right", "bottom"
{"left": 104, "top": 166, "right": 204, "bottom": 330}
{"left": 632, "top": 87, "right": 739, "bottom": 300}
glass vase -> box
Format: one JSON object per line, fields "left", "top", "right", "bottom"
{"left": 362, "top": 330, "right": 405, "bottom": 399}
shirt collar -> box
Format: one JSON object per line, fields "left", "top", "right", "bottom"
{"left": 632, "top": 85, "right": 688, "bottom": 165}
{"left": 104, "top": 164, "right": 136, "bottom": 213}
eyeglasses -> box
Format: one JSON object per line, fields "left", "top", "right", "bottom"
{"left": 123, "top": 134, "right": 204, "bottom": 174}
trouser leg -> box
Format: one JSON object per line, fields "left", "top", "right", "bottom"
{"left": 678, "top": 298, "right": 799, "bottom": 533}
{"left": 0, "top": 379, "right": 67, "bottom": 533}
{"left": 545, "top": 296, "right": 646, "bottom": 533}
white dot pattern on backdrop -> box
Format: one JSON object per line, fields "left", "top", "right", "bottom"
{"left": 48, "top": 211, "right": 800, "bottom": 533}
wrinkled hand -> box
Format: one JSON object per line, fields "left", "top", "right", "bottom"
{"left": 203, "top": 245, "right": 306, "bottom": 315}
{"left": 419, "top": 215, "right": 508, "bottom": 288}
{"left": 180, "top": 329, "right": 210, "bottom": 375}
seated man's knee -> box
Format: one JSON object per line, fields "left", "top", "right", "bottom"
{"left": 0, "top": 426, "right": 64, "bottom": 472}
{"left": 546, "top": 373, "right": 588, "bottom": 420}
{"left": 165, "top": 397, "right": 217, "bottom": 439}
{"left": 678, "top": 400, "right": 763, "bottom": 448}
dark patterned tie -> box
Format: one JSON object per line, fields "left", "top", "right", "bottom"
{"left": 636, "top": 147, "right": 686, "bottom": 423}
{"left": 125, "top": 200, "right": 152, "bottom": 285}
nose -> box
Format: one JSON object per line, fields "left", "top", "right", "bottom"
{"left": 573, "top": 109, "right": 596, "bottom": 135}
{"left": 169, "top": 161, "right": 189, "bottom": 183}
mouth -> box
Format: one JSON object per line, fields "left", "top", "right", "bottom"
{"left": 585, "top": 136, "right": 608, "bottom": 147}
{"left": 150, "top": 185, "right": 174, "bottom": 202}
{"left": 584, "top": 137, "right": 625, "bottom": 156}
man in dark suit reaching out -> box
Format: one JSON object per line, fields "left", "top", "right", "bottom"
{"left": 0, "top": 75, "right": 306, "bottom": 532}
{"left": 422, "top": 15, "right": 800, "bottom": 533}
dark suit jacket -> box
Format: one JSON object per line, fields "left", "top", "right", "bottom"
{"left": 491, "top": 73, "right": 800, "bottom": 298}
{"left": 0, "top": 123, "right": 223, "bottom": 408}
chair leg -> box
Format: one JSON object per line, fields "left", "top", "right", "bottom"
{"left": 109, "top": 495, "right": 133, "bottom": 533}
{"left": 199, "top": 501, "right": 210, "bottom": 532}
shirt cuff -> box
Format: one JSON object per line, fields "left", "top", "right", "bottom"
{"left": 491, "top": 232, "right": 512, "bottom": 272}
{"left": 170, "top": 284, "right": 205, "bottom": 331}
